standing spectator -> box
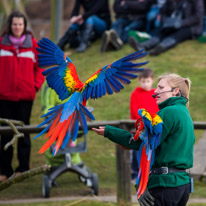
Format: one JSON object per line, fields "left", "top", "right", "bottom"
{"left": 58, "top": 0, "right": 111, "bottom": 52}
{"left": 101, "top": 0, "right": 154, "bottom": 52}
{"left": 129, "top": 0, "right": 204, "bottom": 55}
{"left": 0, "top": 11, "right": 44, "bottom": 182}
{"left": 130, "top": 69, "right": 159, "bottom": 183}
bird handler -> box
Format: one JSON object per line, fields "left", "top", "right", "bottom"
{"left": 93, "top": 73, "right": 195, "bottom": 206}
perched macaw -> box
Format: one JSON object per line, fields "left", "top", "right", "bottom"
{"left": 34, "top": 37, "right": 148, "bottom": 156}
{"left": 133, "top": 109, "right": 163, "bottom": 198}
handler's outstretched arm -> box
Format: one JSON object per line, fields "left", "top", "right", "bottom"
{"left": 92, "top": 125, "right": 141, "bottom": 150}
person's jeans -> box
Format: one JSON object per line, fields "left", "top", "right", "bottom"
{"left": 70, "top": 15, "right": 107, "bottom": 37}
{"left": 146, "top": 5, "right": 161, "bottom": 35}
{"left": 112, "top": 18, "right": 144, "bottom": 43}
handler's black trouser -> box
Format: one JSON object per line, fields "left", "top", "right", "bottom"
{"left": 0, "top": 100, "right": 33, "bottom": 177}
{"left": 149, "top": 184, "right": 190, "bottom": 206}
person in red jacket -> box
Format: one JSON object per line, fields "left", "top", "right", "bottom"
{"left": 130, "top": 68, "right": 159, "bottom": 183}
{"left": 0, "top": 11, "right": 44, "bottom": 182}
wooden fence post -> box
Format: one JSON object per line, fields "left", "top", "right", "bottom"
{"left": 116, "top": 124, "right": 132, "bottom": 206}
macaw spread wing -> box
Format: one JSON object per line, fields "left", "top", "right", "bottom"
{"left": 37, "top": 38, "right": 148, "bottom": 102}
{"left": 37, "top": 38, "right": 83, "bottom": 101}
{"left": 81, "top": 50, "right": 148, "bottom": 101}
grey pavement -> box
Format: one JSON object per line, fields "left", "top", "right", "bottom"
{"left": 0, "top": 196, "right": 206, "bottom": 205}
{"left": 190, "top": 130, "right": 206, "bottom": 178}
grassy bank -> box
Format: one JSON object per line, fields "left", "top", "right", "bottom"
{"left": 0, "top": 39, "right": 206, "bottom": 200}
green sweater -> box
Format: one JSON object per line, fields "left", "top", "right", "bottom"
{"left": 104, "top": 97, "right": 195, "bottom": 189}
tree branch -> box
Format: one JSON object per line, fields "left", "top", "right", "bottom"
{"left": 0, "top": 165, "right": 51, "bottom": 191}
{"left": 0, "top": 118, "right": 24, "bottom": 150}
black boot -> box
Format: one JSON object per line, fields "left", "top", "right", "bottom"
{"left": 57, "top": 29, "right": 77, "bottom": 51}
{"left": 76, "top": 24, "right": 93, "bottom": 53}
{"left": 129, "top": 36, "right": 160, "bottom": 51}
{"left": 109, "top": 29, "right": 123, "bottom": 50}
{"left": 101, "top": 30, "right": 111, "bottom": 52}
{"left": 150, "top": 37, "right": 176, "bottom": 56}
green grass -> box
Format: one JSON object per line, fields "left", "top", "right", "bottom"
{"left": 1, "top": 39, "right": 206, "bottom": 200}
{"left": 191, "top": 181, "right": 206, "bottom": 198}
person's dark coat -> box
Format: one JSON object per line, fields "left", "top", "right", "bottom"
{"left": 71, "top": 0, "right": 111, "bottom": 28}
{"left": 160, "top": 0, "right": 204, "bottom": 36}
{"left": 113, "top": 0, "right": 155, "bottom": 19}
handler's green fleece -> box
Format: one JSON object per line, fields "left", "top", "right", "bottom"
{"left": 104, "top": 97, "right": 195, "bottom": 189}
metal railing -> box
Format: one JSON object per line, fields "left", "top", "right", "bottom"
{"left": 1, "top": 120, "right": 206, "bottom": 135}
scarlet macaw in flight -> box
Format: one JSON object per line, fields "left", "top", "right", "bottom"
{"left": 34, "top": 37, "right": 148, "bottom": 156}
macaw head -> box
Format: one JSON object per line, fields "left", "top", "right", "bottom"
{"left": 66, "top": 56, "right": 72, "bottom": 63}
{"left": 63, "top": 54, "right": 72, "bottom": 64}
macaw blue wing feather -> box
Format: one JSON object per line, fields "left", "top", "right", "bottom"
{"left": 81, "top": 50, "right": 148, "bottom": 101}
{"left": 37, "top": 37, "right": 84, "bottom": 101}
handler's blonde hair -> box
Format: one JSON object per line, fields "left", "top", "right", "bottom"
{"left": 158, "top": 73, "right": 191, "bottom": 106}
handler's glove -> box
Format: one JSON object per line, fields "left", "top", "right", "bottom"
{"left": 136, "top": 186, "right": 155, "bottom": 206}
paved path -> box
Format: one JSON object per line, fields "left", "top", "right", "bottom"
{"left": 190, "top": 130, "right": 206, "bottom": 178}
{"left": 1, "top": 196, "right": 206, "bottom": 205}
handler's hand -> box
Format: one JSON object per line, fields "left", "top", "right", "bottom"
{"left": 92, "top": 126, "right": 105, "bottom": 136}
{"left": 137, "top": 188, "right": 155, "bottom": 206}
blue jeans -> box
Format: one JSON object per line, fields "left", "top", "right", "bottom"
{"left": 70, "top": 15, "right": 107, "bottom": 37}
{"left": 146, "top": 5, "right": 161, "bottom": 35}
{"left": 131, "top": 150, "right": 139, "bottom": 180}
{"left": 112, "top": 18, "right": 144, "bottom": 43}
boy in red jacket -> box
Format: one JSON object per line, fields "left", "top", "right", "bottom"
{"left": 130, "top": 68, "right": 159, "bottom": 182}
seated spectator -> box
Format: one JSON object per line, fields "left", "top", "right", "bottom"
{"left": 58, "top": 0, "right": 111, "bottom": 52}
{"left": 101, "top": 0, "right": 154, "bottom": 52}
{"left": 128, "top": 0, "right": 166, "bottom": 45}
{"left": 129, "top": 0, "right": 204, "bottom": 55}
{"left": 146, "top": 0, "right": 166, "bottom": 34}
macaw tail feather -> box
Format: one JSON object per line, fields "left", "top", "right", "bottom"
{"left": 136, "top": 145, "right": 152, "bottom": 199}
{"left": 34, "top": 92, "right": 95, "bottom": 155}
